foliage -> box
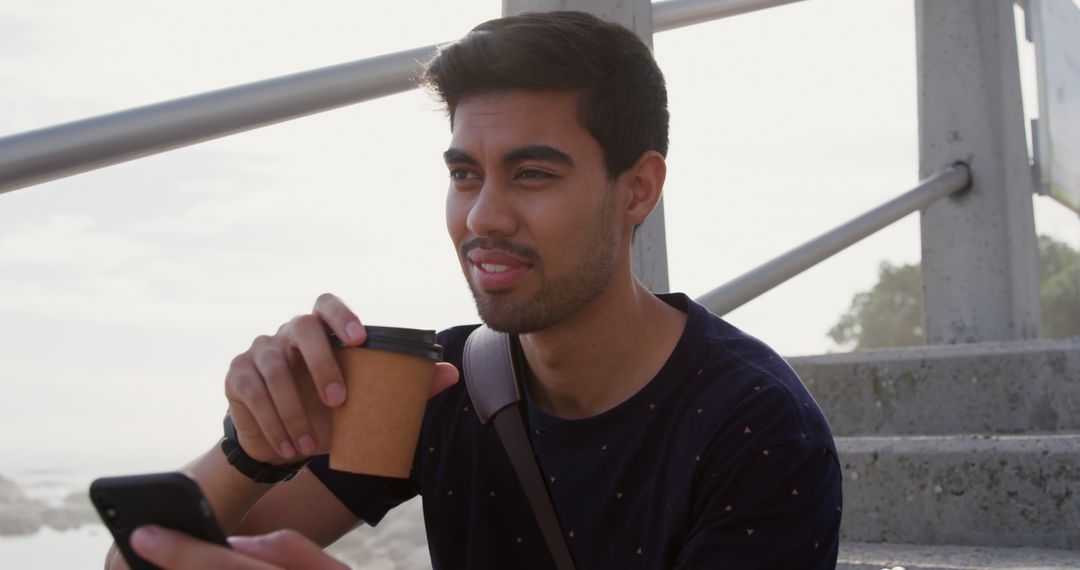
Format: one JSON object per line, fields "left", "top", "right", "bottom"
{"left": 1039, "top": 235, "right": 1080, "bottom": 338}
{"left": 828, "top": 235, "right": 1080, "bottom": 349}
{"left": 827, "top": 262, "right": 924, "bottom": 350}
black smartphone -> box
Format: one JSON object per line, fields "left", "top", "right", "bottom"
{"left": 90, "top": 472, "right": 230, "bottom": 570}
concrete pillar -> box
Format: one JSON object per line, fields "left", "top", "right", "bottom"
{"left": 916, "top": 0, "right": 1042, "bottom": 344}
{"left": 502, "top": 0, "right": 670, "bottom": 293}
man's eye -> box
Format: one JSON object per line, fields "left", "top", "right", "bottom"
{"left": 516, "top": 169, "right": 553, "bottom": 180}
{"left": 449, "top": 169, "right": 478, "bottom": 181}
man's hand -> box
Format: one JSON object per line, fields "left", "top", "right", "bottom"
{"left": 129, "top": 525, "right": 349, "bottom": 569}
{"left": 225, "top": 293, "right": 459, "bottom": 465}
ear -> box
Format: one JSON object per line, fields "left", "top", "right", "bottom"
{"left": 619, "top": 150, "right": 667, "bottom": 227}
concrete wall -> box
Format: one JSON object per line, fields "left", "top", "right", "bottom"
{"left": 790, "top": 338, "right": 1080, "bottom": 436}
{"left": 790, "top": 338, "right": 1080, "bottom": 550}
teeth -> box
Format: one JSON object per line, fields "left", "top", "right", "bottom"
{"left": 480, "top": 263, "right": 511, "bottom": 273}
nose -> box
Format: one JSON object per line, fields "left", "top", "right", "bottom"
{"left": 466, "top": 180, "right": 518, "bottom": 238}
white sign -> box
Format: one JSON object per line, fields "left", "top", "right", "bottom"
{"left": 1029, "top": 0, "right": 1080, "bottom": 213}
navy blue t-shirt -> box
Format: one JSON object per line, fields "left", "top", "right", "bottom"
{"left": 309, "top": 293, "right": 842, "bottom": 568}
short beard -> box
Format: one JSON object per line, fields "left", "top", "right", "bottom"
{"left": 465, "top": 192, "right": 618, "bottom": 334}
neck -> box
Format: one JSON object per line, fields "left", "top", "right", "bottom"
{"left": 518, "top": 270, "right": 686, "bottom": 420}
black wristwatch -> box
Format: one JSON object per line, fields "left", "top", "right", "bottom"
{"left": 221, "top": 412, "right": 309, "bottom": 484}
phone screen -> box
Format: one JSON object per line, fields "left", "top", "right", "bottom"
{"left": 90, "top": 472, "right": 229, "bottom": 570}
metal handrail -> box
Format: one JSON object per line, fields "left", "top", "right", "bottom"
{"left": 653, "top": 0, "right": 804, "bottom": 31}
{"left": 695, "top": 163, "right": 972, "bottom": 316}
{"left": 0, "top": 0, "right": 803, "bottom": 194}
{"left": 0, "top": 45, "right": 438, "bottom": 194}
{"left": 0, "top": 0, "right": 976, "bottom": 346}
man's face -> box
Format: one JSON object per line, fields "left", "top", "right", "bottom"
{"left": 444, "top": 91, "right": 624, "bottom": 333}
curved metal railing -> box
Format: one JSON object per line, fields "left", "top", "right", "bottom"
{"left": 695, "top": 163, "right": 971, "bottom": 315}
{"left": 0, "top": 0, "right": 970, "bottom": 320}
{"left": 0, "top": 0, "right": 805, "bottom": 195}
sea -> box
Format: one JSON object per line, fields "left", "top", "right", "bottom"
{"left": 0, "top": 466, "right": 430, "bottom": 569}
{"left": 0, "top": 468, "right": 111, "bottom": 568}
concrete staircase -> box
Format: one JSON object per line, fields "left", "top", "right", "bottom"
{"left": 790, "top": 337, "right": 1080, "bottom": 570}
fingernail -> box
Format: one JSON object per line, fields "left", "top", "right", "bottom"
{"left": 324, "top": 382, "right": 346, "bottom": 406}
{"left": 131, "top": 526, "right": 160, "bottom": 551}
{"left": 279, "top": 440, "right": 296, "bottom": 459}
{"left": 228, "top": 535, "right": 253, "bottom": 548}
{"left": 297, "top": 435, "right": 317, "bottom": 455}
{"left": 345, "top": 321, "right": 365, "bottom": 344}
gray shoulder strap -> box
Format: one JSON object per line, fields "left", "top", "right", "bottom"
{"left": 463, "top": 324, "right": 521, "bottom": 425}
{"left": 462, "top": 325, "right": 577, "bottom": 570}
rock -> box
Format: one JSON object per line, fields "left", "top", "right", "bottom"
{"left": 0, "top": 473, "right": 48, "bottom": 536}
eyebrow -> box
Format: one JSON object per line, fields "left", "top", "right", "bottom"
{"left": 443, "top": 144, "right": 574, "bottom": 167}
{"left": 503, "top": 144, "right": 574, "bottom": 166}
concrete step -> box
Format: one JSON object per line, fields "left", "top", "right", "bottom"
{"left": 790, "top": 338, "right": 1080, "bottom": 436}
{"left": 837, "top": 541, "right": 1080, "bottom": 569}
{"left": 837, "top": 433, "right": 1080, "bottom": 550}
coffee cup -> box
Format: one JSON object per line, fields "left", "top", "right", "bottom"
{"left": 328, "top": 326, "right": 443, "bottom": 477}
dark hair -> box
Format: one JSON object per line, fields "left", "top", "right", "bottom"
{"left": 422, "top": 11, "right": 669, "bottom": 179}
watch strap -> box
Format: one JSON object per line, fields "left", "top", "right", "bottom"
{"left": 221, "top": 412, "right": 308, "bottom": 484}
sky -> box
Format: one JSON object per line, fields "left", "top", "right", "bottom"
{"left": 1, "top": 0, "right": 1077, "bottom": 479}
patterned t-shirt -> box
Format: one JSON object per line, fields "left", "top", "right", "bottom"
{"left": 308, "top": 293, "right": 842, "bottom": 569}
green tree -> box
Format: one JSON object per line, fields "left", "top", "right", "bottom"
{"left": 827, "top": 262, "right": 924, "bottom": 350}
{"left": 829, "top": 235, "right": 1080, "bottom": 349}
{"left": 1039, "top": 235, "right": 1080, "bottom": 338}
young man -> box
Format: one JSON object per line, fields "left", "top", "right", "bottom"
{"left": 112, "top": 11, "right": 842, "bottom": 570}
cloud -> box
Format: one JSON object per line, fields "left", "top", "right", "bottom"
{"left": 0, "top": 214, "right": 156, "bottom": 269}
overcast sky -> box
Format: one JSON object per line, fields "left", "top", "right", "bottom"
{"left": 1, "top": 0, "right": 1077, "bottom": 476}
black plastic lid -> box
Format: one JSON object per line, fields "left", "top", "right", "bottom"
{"left": 328, "top": 325, "right": 443, "bottom": 362}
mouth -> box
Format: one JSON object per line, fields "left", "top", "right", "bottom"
{"left": 466, "top": 248, "right": 533, "bottom": 291}
{"left": 479, "top": 263, "right": 514, "bottom": 273}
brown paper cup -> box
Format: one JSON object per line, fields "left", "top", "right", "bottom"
{"left": 329, "top": 347, "right": 435, "bottom": 477}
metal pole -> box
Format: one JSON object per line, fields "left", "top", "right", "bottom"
{"left": 653, "top": 0, "right": 806, "bottom": 32}
{"left": 503, "top": 0, "right": 670, "bottom": 293}
{"left": 696, "top": 164, "right": 971, "bottom": 316}
{"left": 916, "top": 0, "right": 1042, "bottom": 344}
{"left": 0, "top": 44, "right": 437, "bottom": 194}
{"left": 0, "top": 0, "right": 805, "bottom": 198}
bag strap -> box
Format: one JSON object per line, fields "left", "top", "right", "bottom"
{"left": 463, "top": 326, "right": 577, "bottom": 570}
